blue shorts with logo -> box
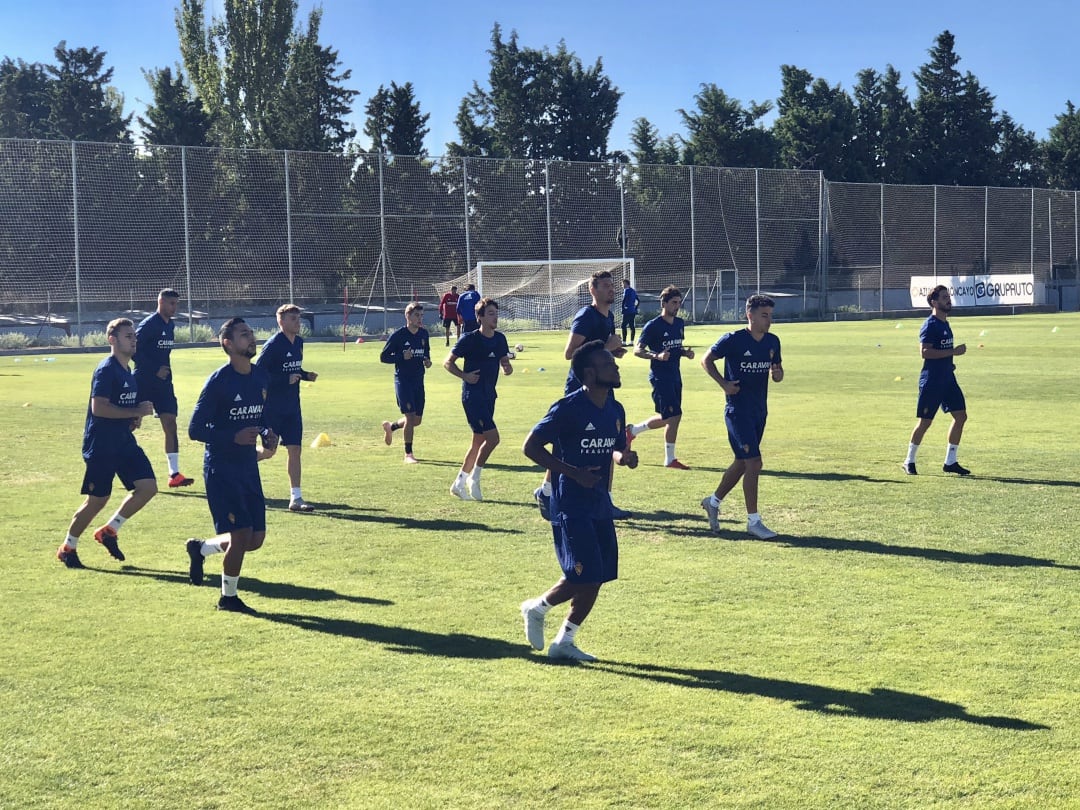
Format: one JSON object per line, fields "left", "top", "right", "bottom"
{"left": 395, "top": 378, "right": 426, "bottom": 417}
{"left": 916, "top": 373, "right": 966, "bottom": 419}
{"left": 81, "top": 443, "right": 155, "bottom": 498}
{"left": 204, "top": 461, "right": 266, "bottom": 534}
{"left": 551, "top": 513, "right": 619, "bottom": 585}
{"left": 651, "top": 378, "right": 683, "bottom": 418}
{"left": 135, "top": 374, "right": 178, "bottom": 416}
{"left": 462, "top": 393, "right": 496, "bottom": 434}
{"left": 725, "top": 409, "right": 767, "bottom": 459}
{"left": 265, "top": 408, "right": 303, "bottom": 447}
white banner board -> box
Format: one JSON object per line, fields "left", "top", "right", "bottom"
{"left": 909, "top": 274, "right": 1035, "bottom": 307}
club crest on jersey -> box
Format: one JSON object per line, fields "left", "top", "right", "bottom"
{"left": 574, "top": 562, "right": 584, "bottom": 575}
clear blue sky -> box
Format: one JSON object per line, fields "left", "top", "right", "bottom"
{"left": 1, "top": 0, "right": 1077, "bottom": 154}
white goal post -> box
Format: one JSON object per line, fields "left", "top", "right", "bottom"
{"left": 436, "top": 258, "right": 635, "bottom": 332}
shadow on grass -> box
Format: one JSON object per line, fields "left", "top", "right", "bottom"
{"left": 89, "top": 565, "right": 392, "bottom": 605}
{"left": 598, "top": 661, "right": 1049, "bottom": 730}
{"left": 263, "top": 498, "right": 523, "bottom": 533}
{"left": 690, "top": 467, "right": 901, "bottom": 484}
{"left": 971, "top": 474, "right": 1080, "bottom": 488}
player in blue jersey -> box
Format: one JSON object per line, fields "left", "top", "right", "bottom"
{"left": 620, "top": 277, "right": 640, "bottom": 345}
{"left": 457, "top": 283, "right": 482, "bottom": 334}
{"left": 626, "top": 286, "right": 695, "bottom": 469}
{"left": 134, "top": 289, "right": 194, "bottom": 488}
{"left": 380, "top": 302, "right": 432, "bottom": 464}
{"left": 186, "top": 318, "right": 278, "bottom": 614}
{"left": 534, "top": 270, "right": 629, "bottom": 520}
{"left": 519, "top": 340, "right": 639, "bottom": 661}
{"left": 254, "top": 304, "right": 319, "bottom": 511}
{"left": 700, "top": 294, "right": 784, "bottom": 540}
{"left": 903, "top": 285, "right": 971, "bottom": 476}
{"left": 443, "top": 298, "right": 513, "bottom": 501}
{"left": 57, "top": 318, "right": 158, "bottom": 568}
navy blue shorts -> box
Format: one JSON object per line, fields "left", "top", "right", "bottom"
{"left": 725, "top": 410, "right": 767, "bottom": 459}
{"left": 552, "top": 514, "right": 619, "bottom": 584}
{"left": 265, "top": 409, "right": 303, "bottom": 447}
{"left": 461, "top": 320, "right": 479, "bottom": 334}
{"left": 462, "top": 395, "right": 496, "bottom": 434}
{"left": 204, "top": 463, "right": 266, "bottom": 534}
{"left": 916, "top": 374, "right": 966, "bottom": 419}
{"left": 136, "top": 374, "right": 178, "bottom": 416}
{"left": 651, "top": 379, "right": 683, "bottom": 418}
{"left": 81, "top": 443, "right": 155, "bottom": 498}
{"left": 395, "top": 379, "right": 426, "bottom": 416}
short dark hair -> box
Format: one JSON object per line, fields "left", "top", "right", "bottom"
{"left": 660, "top": 285, "right": 683, "bottom": 305}
{"left": 159, "top": 288, "right": 180, "bottom": 300}
{"left": 219, "top": 317, "right": 247, "bottom": 352}
{"left": 571, "top": 339, "right": 607, "bottom": 383}
{"left": 622, "top": 277, "right": 631, "bottom": 285}
{"left": 745, "top": 294, "right": 775, "bottom": 312}
{"left": 589, "top": 270, "right": 613, "bottom": 289}
{"left": 927, "top": 285, "right": 949, "bottom": 306}
{"left": 475, "top": 297, "right": 498, "bottom": 319}
{"left": 106, "top": 317, "right": 134, "bottom": 338}
{"left": 450, "top": 285, "right": 458, "bottom": 292}
{"left": 464, "top": 283, "right": 476, "bottom": 291}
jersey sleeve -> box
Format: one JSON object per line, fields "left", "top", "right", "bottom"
{"left": 530, "top": 399, "right": 566, "bottom": 446}
{"left": 380, "top": 329, "right": 402, "bottom": 364}
{"left": 188, "top": 372, "right": 234, "bottom": 446}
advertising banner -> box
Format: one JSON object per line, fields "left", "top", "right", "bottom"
{"left": 909, "top": 275, "right": 1034, "bottom": 307}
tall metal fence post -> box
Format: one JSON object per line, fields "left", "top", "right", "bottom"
{"left": 284, "top": 150, "right": 294, "bottom": 304}
{"left": 377, "top": 150, "right": 388, "bottom": 334}
{"left": 1030, "top": 188, "right": 1035, "bottom": 276}
{"left": 545, "top": 160, "right": 553, "bottom": 323}
{"left": 933, "top": 185, "right": 938, "bottom": 279}
{"left": 462, "top": 158, "right": 472, "bottom": 281}
{"left": 181, "top": 146, "right": 193, "bottom": 342}
{"left": 70, "top": 141, "right": 82, "bottom": 345}
{"left": 754, "top": 168, "right": 761, "bottom": 293}
{"left": 689, "top": 167, "right": 697, "bottom": 319}
{"left": 983, "top": 186, "right": 989, "bottom": 272}
{"left": 879, "top": 182, "right": 885, "bottom": 311}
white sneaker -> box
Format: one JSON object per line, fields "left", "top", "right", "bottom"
{"left": 701, "top": 497, "right": 720, "bottom": 532}
{"left": 467, "top": 476, "right": 483, "bottom": 501}
{"left": 403, "top": 453, "right": 419, "bottom": 464}
{"left": 450, "top": 478, "right": 471, "bottom": 500}
{"left": 548, "top": 640, "right": 597, "bottom": 662}
{"left": 747, "top": 519, "right": 778, "bottom": 540}
{"left": 520, "top": 600, "right": 546, "bottom": 650}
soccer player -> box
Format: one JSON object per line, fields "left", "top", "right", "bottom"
{"left": 903, "top": 284, "right": 971, "bottom": 476}
{"left": 438, "top": 285, "right": 460, "bottom": 346}
{"left": 254, "top": 303, "right": 319, "bottom": 511}
{"left": 519, "top": 340, "right": 638, "bottom": 661}
{"left": 620, "top": 277, "right": 640, "bottom": 345}
{"left": 443, "top": 298, "right": 512, "bottom": 501}
{"left": 134, "top": 288, "right": 193, "bottom": 488}
{"left": 626, "top": 285, "right": 695, "bottom": 468}
{"left": 534, "top": 270, "right": 628, "bottom": 520}
{"left": 457, "top": 283, "right": 481, "bottom": 334}
{"left": 380, "top": 302, "right": 432, "bottom": 463}
{"left": 57, "top": 318, "right": 157, "bottom": 568}
{"left": 187, "top": 318, "right": 278, "bottom": 614}
{"left": 700, "top": 294, "right": 784, "bottom": 540}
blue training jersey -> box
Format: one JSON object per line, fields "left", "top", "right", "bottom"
{"left": 919, "top": 315, "right": 957, "bottom": 377}
{"left": 379, "top": 326, "right": 431, "bottom": 381}
{"left": 457, "top": 290, "right": 481, "bottom": 323}
{"left": 531, "top": 388, "right": 627, "bottom": 519}
{"left": 133, "top": 312, "right": 174, "bottom": 378}
{"left": 621, "top": 287, "right": 639, "bottom": 315}
{"left": 189, "top": 363, "right": 270, "bottom": 466}
{"left": 709, "top": 329, "right": 782, "bottom": 415}
{"left": 82, "top": 355, "right": 141, "bottom": 458}
{"left": 637, "top": 315, "right": 686, "bottom": 383}
{"left": 565, "top": 305, "right": 616, "bottom": 391}
{"left": 254, "top": 331, "right": 307, "bottom": 414}
{"left": 451, "top": 329, "right": 509, "bottom": 399}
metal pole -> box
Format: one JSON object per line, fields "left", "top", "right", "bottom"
{"left": 182, "top": 146, "right": 193, "bottom": 342}
{"left": 1030, "top": 188, "right": 1035, "bottom": 276}
{"left": 378, "top": 151, "right": 388, "bottom": 334}
{"left": 284, "top": 150, "right": 294, "bottom": 304}
{"left": 754, "top": 168, "right": 761, "bottom": 292}
{"left": 689, "top": 167, "right": 697, "bottom": 319}
{"left": 71, "top": 141, "right": 82, "bottom": 345}
{"left": 1075, "top": 191, "right": 1078, "bottom": 311}
{"left": 1048, "top": 197, "right": 1053, "bottom": 283}
{"left": 983, "top": 186, "right": 988, "bottom": 273}
{"left": 933, "top": 185, "right": 938, "bottom": 279}
{"left": 545, "top": 161, "right": 553, "bottom": 327}
{"left": 820, "top": 171, "right": 826, "bottom": 313}
{"left": 879, "top": 182, "right": 884, "bottom": 312}
{"left": 462, "top": 158, "right": 472, "bottom": 281}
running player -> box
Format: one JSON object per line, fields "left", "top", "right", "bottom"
{"left": 134, "top": 288, "right": 193, "bottom": 488}
{"left": 254, "top": 303, "right": 319, "bottom": 511}
{"left": 438, "top": 285, "right": 460, "bottom": 346}
{"left": 380, "top": 302, "right": 432, "bottom": 464}
{"left": 903, "top": 284, "right": 971, "bottom": 476}
{"left": 534, "top": 270, "right": 627, "bottom": 520}
{"left": 519, "top": 340, "right": 638, "bottom": 661}
{"left": 700, "top": 294, "right": 784, "bottom": 540}
{"left": 443, "top": 298, "right": 512, "bottom": 501}
{"left": 626, "top": 285, "right": 694, "bottom": 468}
{"left": 57, "top": 318, "right": 157, "bottom": 568}
{"left": 187, "top": 318, "right": 278, "bottom": 614}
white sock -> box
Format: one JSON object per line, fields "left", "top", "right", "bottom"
{"left": 107, "top": 514, "right": 128, "bottom": 532}
{"left": 665, "top": 442, "right": 677, "bottom": 465}
{"left": 456, "top": 470, "right": 468, "bottom": 484}
{"left": 748, "top": 512, "right": 762, "bottom": 524}
{"left": 201, "top": 538, "right": 226, "bottom": 557}
{"left": 709, "top": 494, "right": 722, "bottom": 509}
{"left": 945, "top": 444, "right": 959, "bottom": 465}
{"left": 632, "top": 421, "right": 650, "bottom": 436}
{"left": 221, "top": 574, "right": 239, "bottom": 597}
{"left": 529, "top": 597, "right": 553, "bottom": 615}
{"left": 167, "top": 452, "right": 180, "bottom": 476}
{"left": 541, "top": 480, "right": 553, "bottom": 496}
{"left": 63, "top": 533, "right": 79, "bottom": 549}
{"left": 906, "top": 443, "right": 919, "bottom": 464}
{"left": 290, "top": 487, "right": 302, "bottom": 501}
{"left": 471, "top": 465, "right": 483, "bottom": 481}
{"left": 553, "top": 619, "right": 580, "bottom": 646}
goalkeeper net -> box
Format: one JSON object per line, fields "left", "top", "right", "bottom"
{"left": 436, "top": 258, "right": 635, "bottom": 332}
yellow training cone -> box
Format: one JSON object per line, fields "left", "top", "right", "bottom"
{"left": 310, "top": 432, "right": 331, "bottom": 448}
{"left": 894, "top": 376, "right": 903, "bottom": 382}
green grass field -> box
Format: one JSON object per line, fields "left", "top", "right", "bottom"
{"left": 2, "top": 313, "right": 1078, "bottom": 808}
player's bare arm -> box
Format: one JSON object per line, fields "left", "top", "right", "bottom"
{"left": 701, "top": 352, "right": 740, "bottom": 395}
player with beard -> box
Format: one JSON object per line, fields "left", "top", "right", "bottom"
{"left": 519, "top": 340, "right": 638, "bottom": 661}
{"left": 903, "top": 285, "right": 971, "bottom": 475}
